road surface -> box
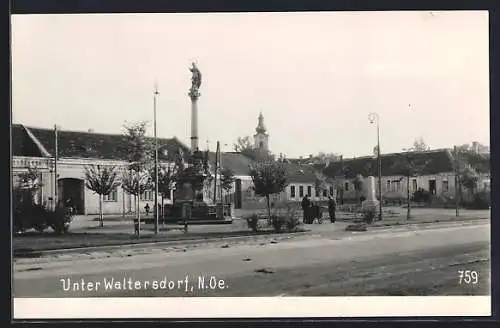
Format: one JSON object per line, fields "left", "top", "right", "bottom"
{"left": 13, "top": 220, "right": 490, "bottom": 297}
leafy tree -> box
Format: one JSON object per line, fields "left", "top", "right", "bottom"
{"left": 122, "top": 121, "right": 153, "bottom": 235}
{"left": 154, "top": 164, "right": 178, "bottom": 217}
{"left": 121, "top": 169, "right": 151, "bottom": 218}
{"left": 352, "top": 174, "right": 364, "bottom": 205}
{"left": 16, "top": 165, "right": 43, "bottom": 206}
{"left": 248, "top": 161, "right": 288, "bottom": 219}
{"left": 314, "top": 175, "right": 328, "bottom": 200}
{"left": 220, "top": 167, "right": 235, "bottom": 204}
{"left": 84, "top": 164, "right": 121, "bottom": 227}
{"left": 450, "top": 145, "right": 486, "bottom": 216}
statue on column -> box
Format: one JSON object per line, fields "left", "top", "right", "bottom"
{"left": 189, "top": 62, "right": 202, "bottom": 97}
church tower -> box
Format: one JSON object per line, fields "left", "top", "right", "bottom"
{"left": 253, "top": 111, "right": 269, "bottom": 151}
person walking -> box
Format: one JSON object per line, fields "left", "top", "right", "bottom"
{"left": 144, "top": 203, "right": 150, "bottom": 217}
{"left": 301, "top": 195, "right": 311, "bottom": 224}
{"left": 328, "top": 196, "right": 337, "bottom": 223}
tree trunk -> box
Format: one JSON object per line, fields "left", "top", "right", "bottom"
{"left": 455, "top": 174, "right": 460, "bottom": 217}
{"left": 266, "top": 195, "right": 271, "bottom": 220}
{"left": 406, "top": 176, "right": 410, "bottom": 221}
{"left": 161, "top": 196, "right": 165, "bottom": 220}
{"left": 99, "top": 194, "right": 104, "bottom": 227}
{"left": 136, "top": 194, "right": 141, "bottom": 238}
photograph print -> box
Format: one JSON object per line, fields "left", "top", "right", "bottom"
{"left": 11, "top": 10, "right": 491, "bottom": 318}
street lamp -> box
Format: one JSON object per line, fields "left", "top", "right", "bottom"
{"left": 368, "top": 113, "right": 383, "bottom": 220}
{"left": 53, "top": 124, "right": 60, "bottom": 210}
{"left": 153, "top": 82, "right": 160, "bottom": 234}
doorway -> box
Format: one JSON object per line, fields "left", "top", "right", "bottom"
{"left": 429, "top": 179, "right": 436, "bottom": 195}
{"left": 235, "top": 179, "right": 242, "bottom": 209}
{"left": 58, "top": 178, "right": 85, "bottom": 214}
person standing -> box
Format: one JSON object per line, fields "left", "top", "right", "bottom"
{"left": 328, "top": 196, "right": 337, "bottom": 223}
{"left": 301, "top": 195, "right": 311, "bottom": 224}
{"left": 144, "top": 203, "right": 150, "bottom": 217}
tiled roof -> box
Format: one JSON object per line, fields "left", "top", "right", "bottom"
{"left": 207, "top": 152, "right": 254, "bottom": 176}
{"left": 281, "top": 162, "right": 321, "bottom": 183}
{"left": 323, "top": 149, "right": 454, "bottom": 179}
{"left": 12, "top": 124, "right": 191, "bottom": 162}
{"left": 206, "top": 151, "right": 322, "bottom": 183}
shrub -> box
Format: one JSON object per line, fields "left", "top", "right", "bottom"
{"left": 13, "top": 203, "right": 48, "bottom": 233}
{"left": 285, "top": 215, "right": 301, "bottom": 232}
{"left": 46, "top": 207, "right": 73, "bottom": 234}
{"left": 13, "top": 203, "right": 73, "bottom": 234}
{"left": 246, "top": 214, "right": 260, "bottom": 232}
{"left": 413, "top": 188, "right": 431, "bottom": 204}
{"left": 435, "top": 195, "right": 456, "bottom": 209}
{"left": 464, "top": 191, "right": 490, "bottom": 210}
{"left": 269, "top": 215, "right": 286, "bottom": 233}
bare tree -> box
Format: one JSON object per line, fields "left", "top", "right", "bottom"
{"left": 410, "top": 137, "right": 431, "bottom": 152}
{"left": 233, "top": 135, "right": 274, "bottom": 162}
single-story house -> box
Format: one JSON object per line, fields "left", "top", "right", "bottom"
{"left": 321, "top": 149, "right": 490, "bottom": 203}
{"left": 12, "top": 124, "right": 190, "bottom": 215}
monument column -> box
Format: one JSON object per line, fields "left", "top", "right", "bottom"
{"left": 190, "top": 92, "right": 199, "bottom": 152}
{"left": 188, "top": 62, "right": 202, "bottom": 153}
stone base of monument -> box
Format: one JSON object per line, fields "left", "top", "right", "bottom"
{"left": 361, "top": 200, "right": 380, "bottom": 211}
{"left": 163, "top": 201, "right": 233, "bottom": 225}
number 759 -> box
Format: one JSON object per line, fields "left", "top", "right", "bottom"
{"left": 458, "top": 270, "right": 479, "bottom": 284}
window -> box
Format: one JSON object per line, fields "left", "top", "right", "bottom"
{"left": 412, "top": 179, "right": 417, "bottom": 191}
{"left": 344, "top": 182, "right": 349, "bottom": 191}
{"left": 442, "top": 181, "right": 449, "bottom": 192}
{"left": 393, "top": 180, "right": 401, "bottom": 192}
{"left": 103, "top": 189, "right": 117, "bottom": 202}
{"left": 299, "top": 186, "right": 304, "bottom": 197}
{"left": 386, "top": 180, "right": 391, "bottom": 191}
{"left": 259, "top": 141, "right": 263, "bottom": 148}
{"left": 307, "top": 186, "right": 312, "bottom": 197}
{"left": 140, "top": 190, "right": 154, "bottom": 201}
{"left": 290, "top": 185, "right": 296, "bottom": 198}
{"left": 323, "top": 189, "right": 327, "bottom": 197}
{"left": 315, "top": 188, "right": 320, "bottom": 197}
{"left": 329, "top": 186, "right": 334, "bottom": 196}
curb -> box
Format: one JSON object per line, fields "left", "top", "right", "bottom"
{"left": 14, "top": 231, "right": 313, "bottom": 257}
{"left": 14, "top": 217, "right": 488, "bottom": 258}
{"left": 369, "top": 216, "right": 488, "bottom": 229}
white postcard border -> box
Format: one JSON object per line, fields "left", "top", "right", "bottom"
{"left": 13, "top": 296, "right": 491, "bottom": 319}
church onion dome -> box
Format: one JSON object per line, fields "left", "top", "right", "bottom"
{"left": 255, "top": 112, "right": 267, "bottom": 134}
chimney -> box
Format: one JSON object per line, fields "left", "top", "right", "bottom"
{"left": 309, "top": 154, "right": 313, "bottom": 159}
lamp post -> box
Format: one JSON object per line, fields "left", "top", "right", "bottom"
{"left": 153, "top": 82, "right": 160, "bottom": 234}
{"left": 368, "top": 113, "right": 383, "bottom": 220}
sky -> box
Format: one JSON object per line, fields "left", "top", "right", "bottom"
{"left": 11, "top": 11, "right": 490, "bottom": 158}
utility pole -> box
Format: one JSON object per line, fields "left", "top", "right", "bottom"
{"left": 213, "top": 141, "right": 219, "bottom": 203}
{"left": 154, "top": 82, "right": 160, "bottom": 234}
{"left": 54, "top": 124, "right": 58, "bottom": 210}
{"left": 218, "top": 141, "right": 223, "bottom": 204}
{"left": 369, "top": 113, "right": 383, "bottom": 221}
